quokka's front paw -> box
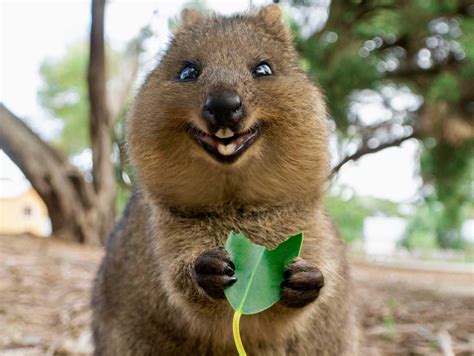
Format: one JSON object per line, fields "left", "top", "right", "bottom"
{"left": 194, "top": 247, "right": 237, "bottom": 299}
{"left": 281, "top": 258, "right": 325, "bottom": 308}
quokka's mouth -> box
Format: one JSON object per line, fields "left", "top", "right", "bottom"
{"left": 187, "top": 124, "right": 262, "bottom": 163}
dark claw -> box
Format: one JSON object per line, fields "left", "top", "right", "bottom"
{"left": 281, "top": 259, "right": 324, "bottom": 308}
{"left": 194, "top": 247, "right": 237, "bottom": 299}
{"left": 224, "top": 264, "right": 235, "bottom": 276}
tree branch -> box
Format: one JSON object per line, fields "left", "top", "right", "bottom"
{"left": 0, "top": 104, "right": 96, "bottom": 242}
{"left": 108, "top": 25, "right": 152, "bottom": 123}
{"left": 330, "top": 131, "right": 419, "bottom": 178}
{"left": 87, "top": 0, "right": 116, "bottom": 243}
{"left": 88, "top": 0, "right": 114, "bottom": 192}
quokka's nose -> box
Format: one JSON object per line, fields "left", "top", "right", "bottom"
{"left": 202, "top": 91, "right": 244, "bottom": 129}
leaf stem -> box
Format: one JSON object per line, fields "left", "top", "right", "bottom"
{"left": 232, "top": 311, "right": 246, "bottom": 356}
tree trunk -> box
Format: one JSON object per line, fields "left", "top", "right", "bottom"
{"left": 87, "top": 0, "right": 116, "bottom": 244}
{"left": 0, "top": 0, "right": 116, "bottom": 245}
{"left": 0, "top": 104, "right": 99, "bottom": 243}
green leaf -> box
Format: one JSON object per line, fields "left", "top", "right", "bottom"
{"left": 224, "top": 231, "right": 303, "bottom": 355}
{"left": 224, "top": 231, "right": 303, "bottom": 314}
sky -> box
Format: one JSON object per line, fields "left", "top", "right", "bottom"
{"left": 0, "top": 0, "right": 421, "bottom": 203}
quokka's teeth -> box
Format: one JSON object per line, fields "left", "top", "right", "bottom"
{"left": 217, "top": 143, "right": 237, "bottom": 156}
{"left": 215, "top": 128, "right": 235, "bottom": 139}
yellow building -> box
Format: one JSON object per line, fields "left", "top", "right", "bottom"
{"left": 0, "top": 184, "right": 51, "bottom": 237}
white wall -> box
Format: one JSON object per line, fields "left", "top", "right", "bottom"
{"left": 461, "top": 219, "right": 474, "bottom": 244}
{"left": 363, "top": 216, "right": 407, "bottom": 256}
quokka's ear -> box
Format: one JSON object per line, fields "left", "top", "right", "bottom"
{"left": 180, "top": 8, "right": 204, "bottom": 28}
{"left": 257, "top": 4, "right": 282, "bottom": 25}
{"left": 256, "top": 4, "right": 292, "bottom": 43}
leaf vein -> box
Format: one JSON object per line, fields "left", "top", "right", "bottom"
{"left": 237, "top": 248, "right": 265, "bottom": 312}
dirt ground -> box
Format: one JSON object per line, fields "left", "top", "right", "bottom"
{"left": 1, "top": 234, "right": 473, "bottom": 355}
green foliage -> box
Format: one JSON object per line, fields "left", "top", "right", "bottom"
{"left": 38, "top": 43, "right": 123, "bottom": 156}
{"left": 420, "top": 141, "right": 473, "bottom": 248}
{"left": 38, "top": 42, "right": 138, "bottom": 214}
{"left": 288, "top": 0, "right": 473, "bottom": 249}
{"left": 427, "top": 73, "right": 460, "bottom": 103}
{"left": 38, "top": 44, "right": 89, "bottom": 156}
{"left": 293, "top": 29, "right": 380, "bottom": 128}
{"left": 325, "top": 196, "right": 369, "bottom": 242}
{"left": 355, "top": 9, "right": 402, "bottom": 38}
{"left": 325, "top": 195, "right": 401, "bottom": 242}
{"left": 402, "top": 202, "right": 440, "bottom": 250}
{"left": 116, "top": 184, "right": 132, "bottom": 214}
{"left": 383, "top": 297, "right": 398, "bottom": 338}
{"left": 460, "top": 18, "right": 474, "bottom": 59}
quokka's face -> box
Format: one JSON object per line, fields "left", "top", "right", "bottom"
{"left": 127, "top": 5, "right": 329, "bottom": 208}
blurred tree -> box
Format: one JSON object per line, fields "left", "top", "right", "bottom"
{"left": 420, "top": 141, "right": 472, "bottom": 248}
{"left": 325, "top": 195, "right": 371, "bottom": 242}
{"left": 1, "top": 0, "right": 472, "bottom": 246}
{"left": 0, "top": 0, "right": 150, "bottom": 244}
{"left": 326, "top": 194, "right": 402, "bottom": 242}
{"left": 37, "top": 40, "right": 146, "bottom": 157}
{"left": 38, "top": 44, "right": 90, "bottom": 156}
{"left": 284, "top": 0, "right": 473, "bottom": 247}
{"left": 0, "top": 0, "right": 112, "bottom": 244}
{"left": 402, "top": 199, "right": 441, "bottom": 250}
{"left": 37, "top": 39, "right": 149, "bottom": 211}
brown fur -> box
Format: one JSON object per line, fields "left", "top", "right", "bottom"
{"left": 92, "top": 5, "right": 359, "bottom": 355}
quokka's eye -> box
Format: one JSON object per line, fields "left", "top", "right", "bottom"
{"left": 252, "top": 61, "right": 273, "bottom": 78}
{"left": 179, "top": 62, "right": 199, "bottom": 81}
